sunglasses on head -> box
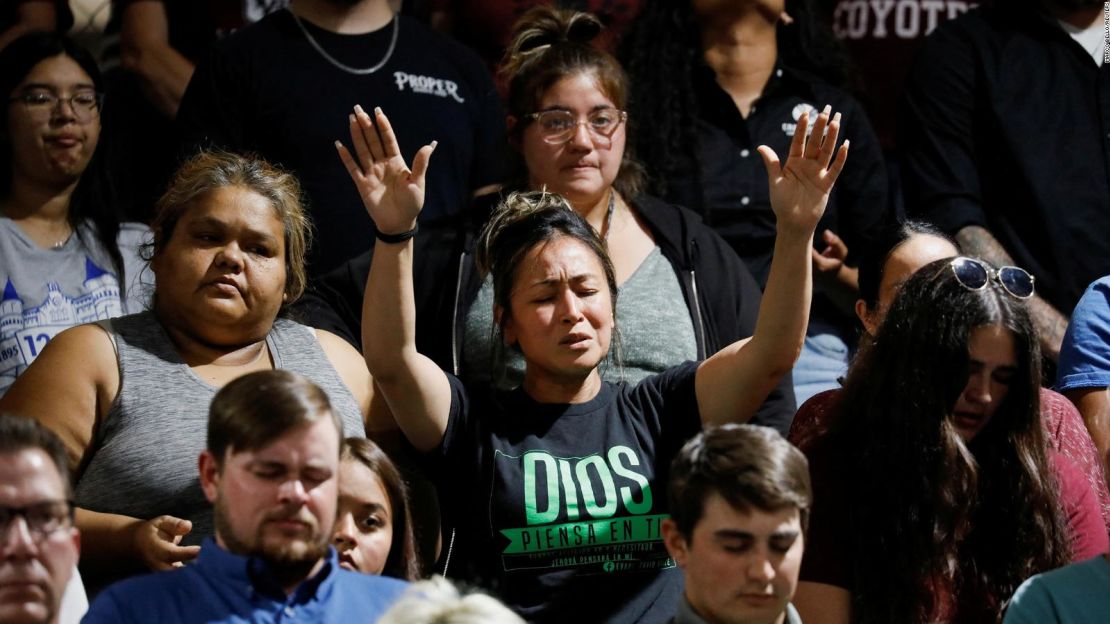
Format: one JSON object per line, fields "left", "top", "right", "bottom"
{"left": 950, "top": 257, "right": 1035, "bottom": 299}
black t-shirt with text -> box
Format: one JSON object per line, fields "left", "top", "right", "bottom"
{"left": 177, "top": 10, "right": 507, "bottom": 274}
{"left": 432, "top": 362, "right": 702, "bottom": 623}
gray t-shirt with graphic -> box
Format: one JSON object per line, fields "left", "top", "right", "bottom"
{"left": 0, "top": 218, "right": 150, "bottom": 394}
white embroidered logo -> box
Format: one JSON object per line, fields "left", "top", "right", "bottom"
{"left": 782, "top": 103, "right": 818, "bottom": 137}
{"left": 393, "top": 72, "right": 465, "bottom": 103}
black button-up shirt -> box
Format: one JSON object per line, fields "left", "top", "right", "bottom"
{"left": 665, "top": 61, "right": 888, "bottom": 329}
{"left": 901, "top": 3, "right": 1110, "bottom": 313}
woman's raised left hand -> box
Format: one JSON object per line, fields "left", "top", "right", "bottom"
{"left": 336, "top": 105, "right": 436, "bottom": 236}
{"left": 757, "top": 104, "right": 848, "bottom": 236}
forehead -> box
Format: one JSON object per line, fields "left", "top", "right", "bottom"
{"left": 968, "top": 323, "right": 1017, "bottom": 365}
{"left": 17, "top": 54, "right": 94, "bottom": 91}
{"left": 0, "top": 449, "right": 67, "bottom": 505}
{"left": 697, "top": 492, "right": 801, "bottom": 533}
{"left": 180, "top": 185, "right": 284, "bottom": 235}
{"left": 228, "top": 418, "right": 340, "bottom": 469}
{"left": 338, "top": 460, "right": 391, "bottom": 507}
{"left": 883, "top": 235, "right": 958, "bottom": 284}
{"left": 539, "top": 72, "right": 617, "bottom": 110}
{"left": 514, "top": 236, "right": 606, "bottom": 286}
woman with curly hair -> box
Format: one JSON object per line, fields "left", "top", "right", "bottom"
{"left": 792, "top": 258, "right": 1108, "bottom": 623}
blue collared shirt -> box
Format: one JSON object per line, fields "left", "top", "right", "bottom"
{"left": 82, "top": 539, "right": 406, "bottom": 623}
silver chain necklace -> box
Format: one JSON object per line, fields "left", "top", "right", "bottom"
{"left": 289, "top": 8, "right": 399, "bottom": 75}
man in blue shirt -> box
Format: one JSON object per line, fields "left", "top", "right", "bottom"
{"left": 82, "top": 370, "right": 406, "bottom": 623}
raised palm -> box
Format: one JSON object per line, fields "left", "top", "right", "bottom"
{"left": 336, "top": 105, "right": 436, "bottom": 235}
{"left": 757, "top": 105, "right": 848, "bottom": 236}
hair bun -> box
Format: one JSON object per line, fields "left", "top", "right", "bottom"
{"left": 502, "top": 7, "right": 604, "bottom": 79}
{"left": 565, "top": 12, "right": 603, "bottom": 44}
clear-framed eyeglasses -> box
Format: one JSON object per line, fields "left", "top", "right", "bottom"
{"left": 0, "top": 500, "right": 75, "bottom": 542}
{"left": 9, "top": 90, "right": 104, "bottom": 123}
{"left": 525, "top": 108, "right": 627, "bottom": 145}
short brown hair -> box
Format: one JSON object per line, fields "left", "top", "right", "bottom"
{"left": 148, "top": 150, "right": 313, "bottom": 304}
{"left": 0, "top": 413, "right": 72, "bottom": 498}
{"left": 502, "top": 6, "right": 644, "bottom": 198}
{"left": 668, "top": 424, "right": 812, "bottom": 539}
{"left": 207, "top": 370, "right": 341, "bottom": 462}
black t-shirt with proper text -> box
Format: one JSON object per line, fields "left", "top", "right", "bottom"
{"left": 177, "top": 10, "right": 507, "bottom": 275}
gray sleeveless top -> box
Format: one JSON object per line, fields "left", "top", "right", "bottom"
{"left": 463, "top": 247, "right": 698, "bottom": 388}
{"left": 75, "top": 311, "right": 364, "bottom": 547}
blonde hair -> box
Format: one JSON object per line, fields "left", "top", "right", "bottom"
{"left": 148, "top": 150, "right": 313, "bottom": 304}
{"left": 376, "top": 576, "right": 525, "bottom": 624}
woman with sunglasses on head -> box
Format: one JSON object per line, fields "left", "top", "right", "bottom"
{"left": 790, "top": 257, "right": 1108, "bottom": 624}
{"left": 339, "top": 83, "right": 847, "bottom": 621}
{"left": 788, "top": 222, "right": 1110, "bottom": 530}
{"left": 0, "top": 32, "right": 149, "bottom": 396}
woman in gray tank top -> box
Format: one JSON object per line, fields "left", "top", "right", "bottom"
{"left": 0, "top": 151, "right": 384, "bottom": 588}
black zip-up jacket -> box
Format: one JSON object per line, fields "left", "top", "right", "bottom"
{"left": 297, "top": 192, "right": 796, "bottom": 433}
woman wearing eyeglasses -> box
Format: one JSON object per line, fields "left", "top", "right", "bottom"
{"left": 305, "top": 5, "right": 796, "bottom": 432}
{"left": 0, "top": 32, "right": 149, "bottom": 396}
{"left": 789, "top": 257, "right": 1108, "bottom": 624}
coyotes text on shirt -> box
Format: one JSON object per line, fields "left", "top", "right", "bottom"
{"left": 832, "top": 0, "right": 978, "bottom": 40}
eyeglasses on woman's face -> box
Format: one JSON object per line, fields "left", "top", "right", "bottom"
{"left": 525, "top": 107, "right": 627, "bottom": 145}
{"left": 9, "top": 90, "right": 103, "bottom": 124}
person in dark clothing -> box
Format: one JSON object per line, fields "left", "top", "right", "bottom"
{"left": 176, "top": 0, "right": 507, "bottom": 276}
{"left": 343, "top": 78, "right": 847, "bottom": 620}
{"left": 623, "top": 0, "right": 889, "bottom": 406}
{"left": 900, "top": 0, "right": 1109, "bottom": 361}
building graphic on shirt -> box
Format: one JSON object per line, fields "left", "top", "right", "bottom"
{"left": 0, "top": 258, "right": 123, "bottom": 393}
{"left": 496, "top": 447, "right": 674, "bottom": 575}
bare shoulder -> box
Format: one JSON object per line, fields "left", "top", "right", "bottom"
{"left": 0, "top": 323, "right": 121, "bottom": 469}
{"left": 316, "top": 328, "right": 365, "bottom": 369}
{"left": 315, "top": 327, "right": 372, "bottom": 402}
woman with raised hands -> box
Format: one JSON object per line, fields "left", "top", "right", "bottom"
{"left": 337, "top": 99, "right": 847, "bottom": 622}
{"left": 299, "top": 6, "right": 797, "bottom": 434}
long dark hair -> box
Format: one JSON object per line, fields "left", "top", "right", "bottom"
{"left": 821, "top": 259, "right": 1070, "bottom": 623}
{"left": 0, "top": 32, "right": 125, "bottom": 281}
{"left": 340, "top": 438, "right": 421, "bottom": 581}
{"left": 621, "top": 0, "right": 851, "bottom": 202}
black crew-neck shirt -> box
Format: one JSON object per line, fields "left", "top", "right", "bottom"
{"left": 177, "top": 10, "right": 507, "bottom": 275}
{"left": 431, "top": 362, "right": 702, "bottom": 623}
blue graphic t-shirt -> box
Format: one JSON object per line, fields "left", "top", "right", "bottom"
{"left": 433, "top": 362, "right": 702, "bottom": 623}
{"left": 0, "top": 218, "right": 150, "bottom": 394}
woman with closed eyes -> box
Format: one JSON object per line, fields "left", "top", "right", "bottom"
{"left": 790, "top": 258, "right": 1108, "bottom": 624}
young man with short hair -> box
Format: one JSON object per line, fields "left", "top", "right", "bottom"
{"left": 83, "top": 370, "right": 405, "bottom": 622}
{"left": 663, "top": 424, "right": 811, "bottom": 624}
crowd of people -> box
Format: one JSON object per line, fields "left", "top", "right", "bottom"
{"left": 1, "top": 0, "right": 1108, "bottom": 623}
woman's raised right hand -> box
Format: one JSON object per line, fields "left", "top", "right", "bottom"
{"left": 132, "top": 514, "right": 201, "bottom": 571}
{"left": 336, "top": 105, "right": 436, "bottom": 236}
